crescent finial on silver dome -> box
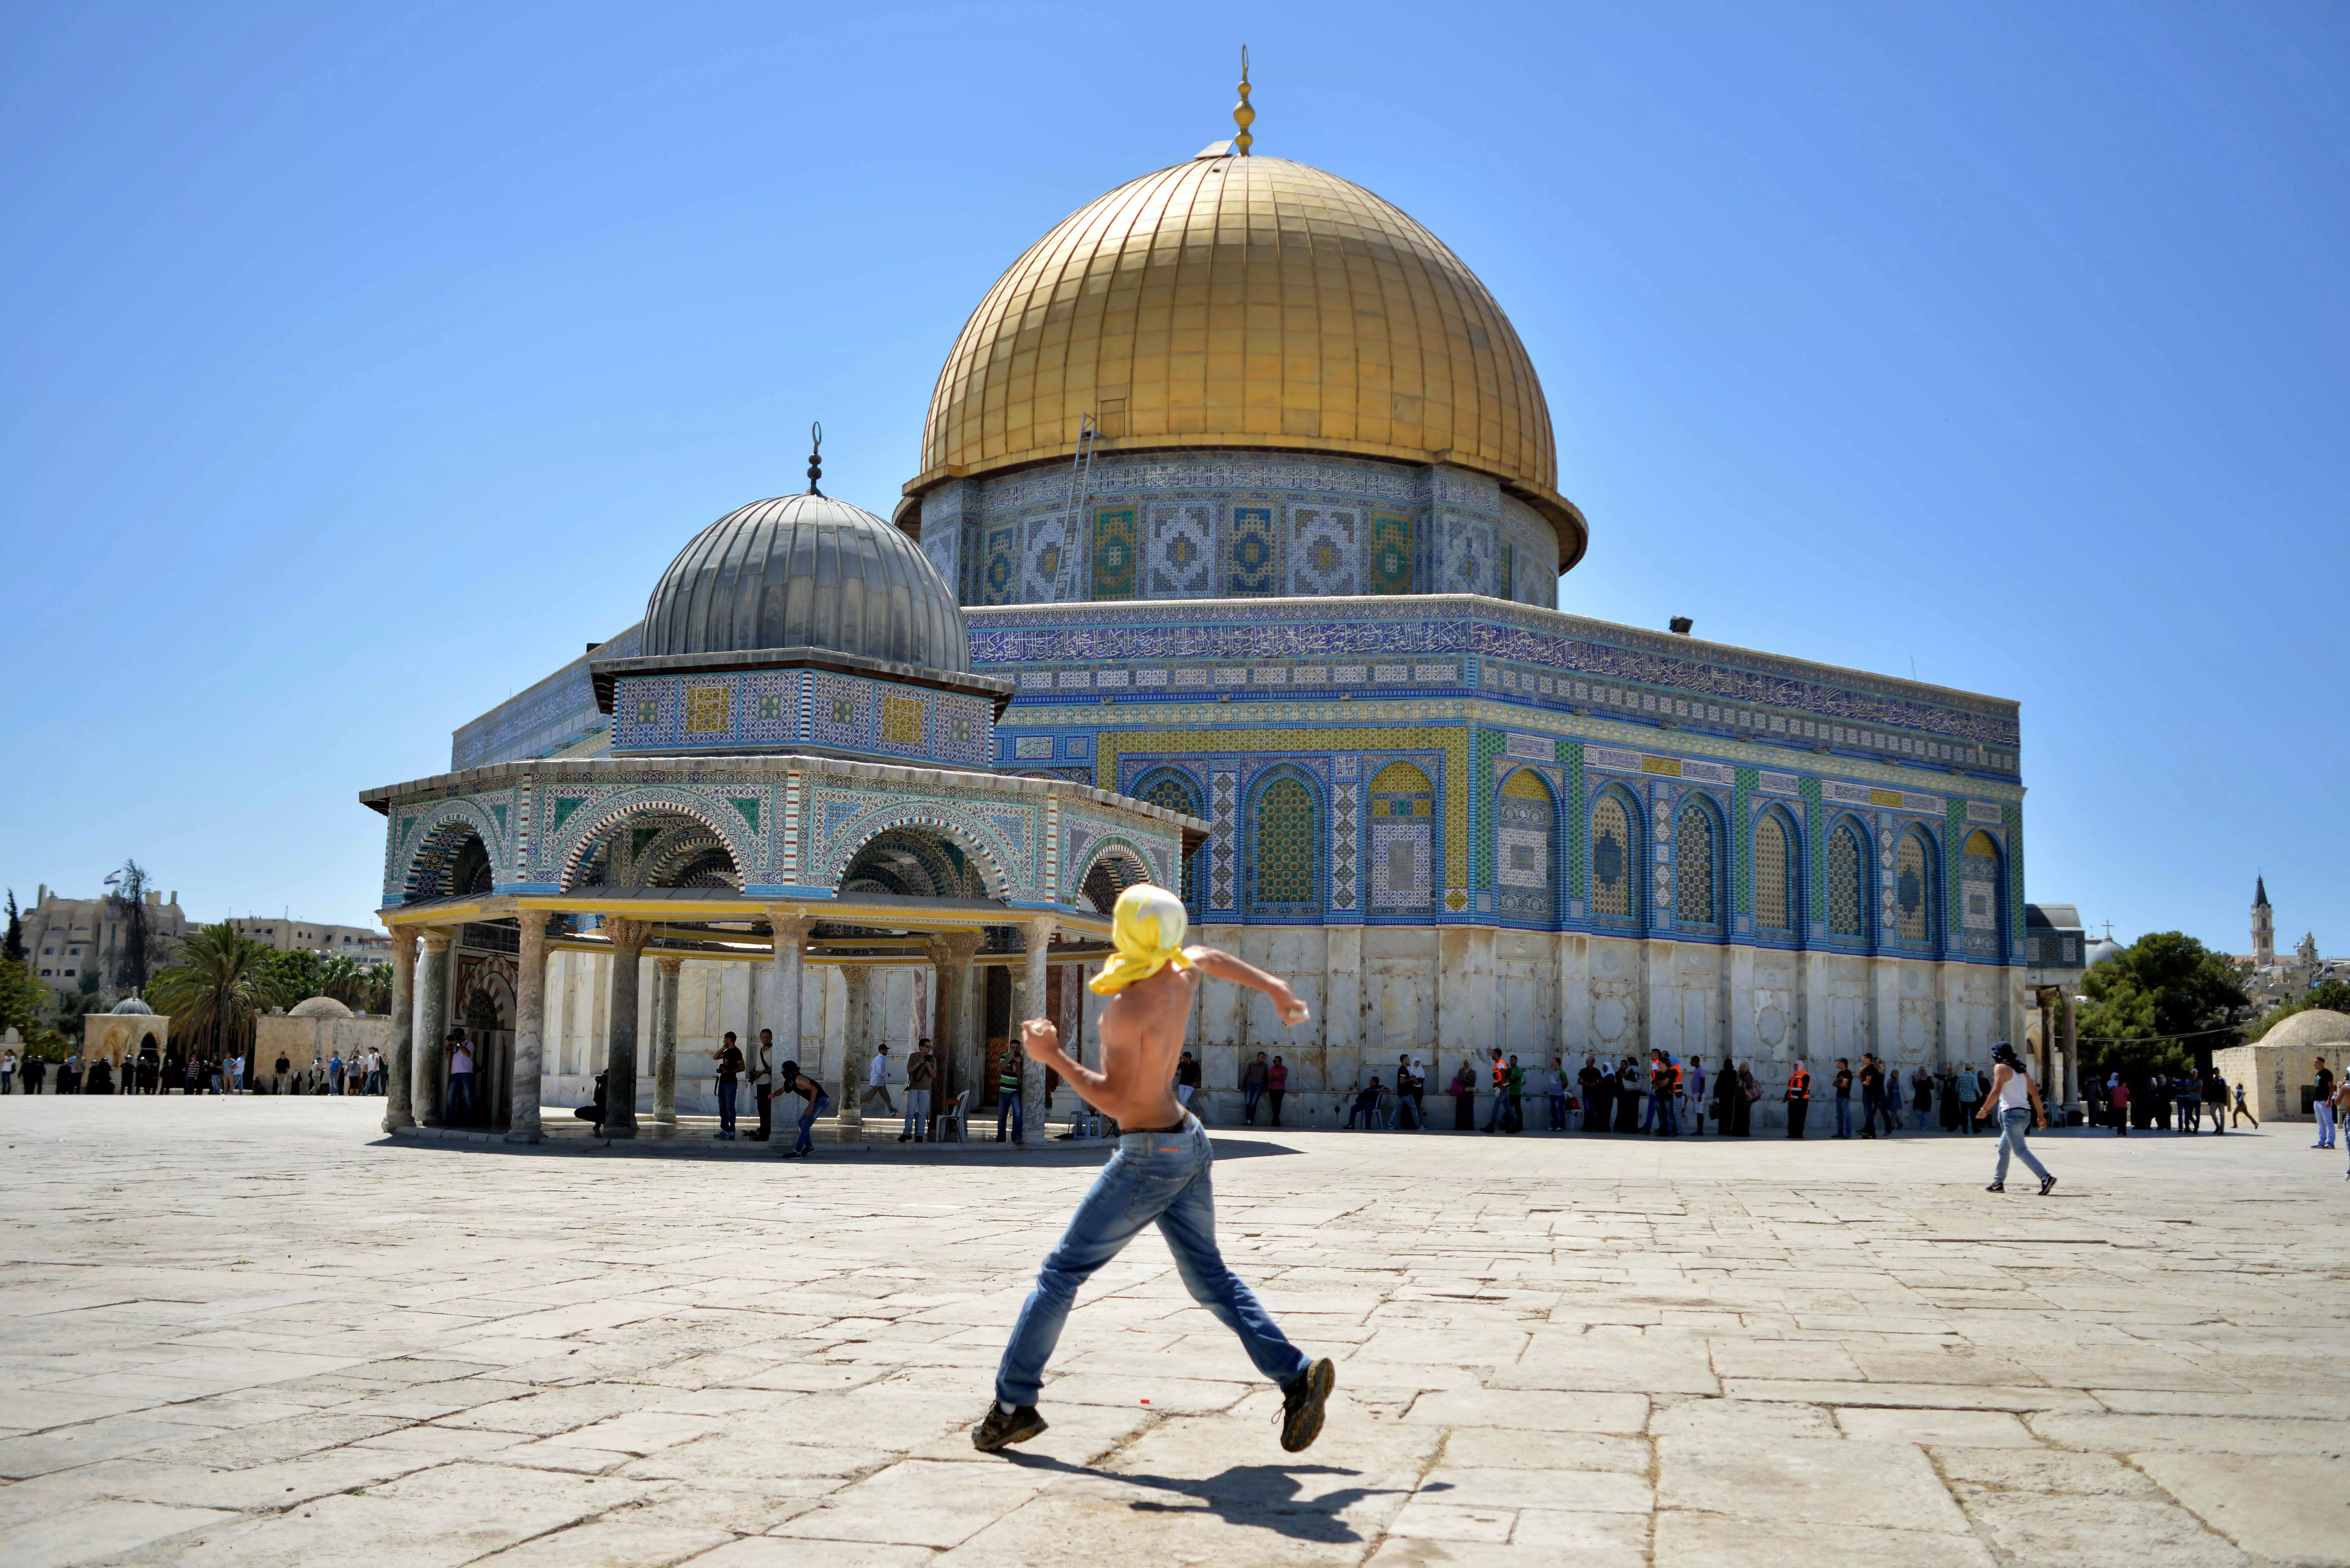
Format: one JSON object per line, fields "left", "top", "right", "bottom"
{"left": 806, "top": 421, "right": 824, "bottom": 495}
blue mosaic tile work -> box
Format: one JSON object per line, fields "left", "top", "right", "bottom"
{"left": 454, "top": 622, "right": 645, "bottom": 770}
{"left": 1226, "top": 506, "right": 1278, "bottom": 596}
{"left": 605, "top": 667, "right": 992, "bottom": 771}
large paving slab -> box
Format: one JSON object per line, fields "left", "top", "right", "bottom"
{"left": 1, "top": 1096, "right": 2345, "bottom": 1565}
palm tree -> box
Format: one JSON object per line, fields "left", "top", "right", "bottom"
{"left": 316, "top": 955, "right": 372, "bottom": 1009}
{"left": 148, "top": 924, "right": 279, "bottom": 1067}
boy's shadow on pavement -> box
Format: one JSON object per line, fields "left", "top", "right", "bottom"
{"left": 1002, "top": 1452, "right": 1415, "bottom": 1542}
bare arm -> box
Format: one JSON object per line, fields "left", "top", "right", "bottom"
{"left": 2028, "top": 1074, "right": 2046, "bottom": 1127}
{"left": 1184, "top": 945, "right": 1310, "bottom": 1025}
{"left": 1017, "top": 1018, "right": 1110, "bottom": 1103}
{"left": 1977, "top": 1065, "right": 2006, "bottom": 1119}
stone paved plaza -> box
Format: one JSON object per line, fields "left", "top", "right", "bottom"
{"left": 1, "top": 1099, "right": 2344, "bottom": 1568}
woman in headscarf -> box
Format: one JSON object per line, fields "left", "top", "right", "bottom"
{"left": 1733, "top": 1064, "right": 1756, "bottom": 1136}
{"left": 1615, "top": 1058, "right": 1643, "bottom": 1133}
{"left": 1712, "top": 1058, "right": 1740, "bottom": 1138}
{"left": 1938, "top": 1065, "right": 1963, "bottom": 1132}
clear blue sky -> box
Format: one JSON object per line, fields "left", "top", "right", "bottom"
{"left": 3, "top": 2, "right": 2343, "bottom": 952}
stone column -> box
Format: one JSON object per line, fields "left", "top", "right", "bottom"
{"left": 383, "top": 927, "right": 418, "bottom": 1132}
{"left": 1019, "top": 916, "right": 1055, "bottom": 1146}
{"left": 505, "top": 912, "right": 549, "bottom": 1143}
{"left": 927, "top": 931, "right": 981, "bottom": 1124}
{"left": 652, "top": 954, "right": 683, "bottom": 1125}
{"left": 2060, "top": 990, "right": 2079, "bottom": 1110}
{"left": 414, "top": 929, "right": 453, "bottom": 1126}
{"left": 839, "top": 963, "right": 870, "bottom": 1134}
{"left": 601, "top": 918, "right": 650, "bottom": 1138}
{"left": 765, "top": 908, "right": 811, "bottom": 1061}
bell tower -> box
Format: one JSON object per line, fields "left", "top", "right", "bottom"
{"left": 2251, "top": 876, "right": 2274, "bottom": 966}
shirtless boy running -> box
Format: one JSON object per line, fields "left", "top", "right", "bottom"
{"left": 973, "top": 883, "right": 1336, "bottom": 1454}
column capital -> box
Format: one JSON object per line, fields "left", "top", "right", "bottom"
{"left": 765, "top": 906, "right": 815, "bottom": 941}
{"left": 514, "top": 909, "right": 550, "bottom": 938}
{"left": 1022, "top": 914, "right": 1058, "bottom": 945}
{"left": 930, "top": 928, "right": 985, "bottom": 960}
{"left": 604, "top": 917, "right": 653, "bottom": 951}
{"left": 653, "top": 953, "right": 686, "bottom": 976}
{"left": 420, "top": 927, "right": 455, "bottom": 954}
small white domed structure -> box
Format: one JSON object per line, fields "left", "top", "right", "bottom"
{"left": 2259, "top": 1008, "right": 2350, "bottom": 1049}
{"left": 2213, "top": 1007, "right": 2349, "bottom": 1124}
{"left": 288, "top": 995, "right": 354, "bottom": 1019}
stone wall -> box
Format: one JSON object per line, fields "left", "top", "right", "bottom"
{"left": 2210, "top": 1043, "right": 2326, "bottom": 1123}
{"left": 255, "top": 1013, "right": 391, "bottom": 1075}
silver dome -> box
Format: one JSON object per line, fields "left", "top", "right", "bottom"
{"left": 642, "top": 492, "right": 969, "bottom": 675}
{"left": 110, "top": 994, "right": 156, "bottom": 1015}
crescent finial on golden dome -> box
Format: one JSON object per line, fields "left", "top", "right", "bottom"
{"left": 1233, "top": 46, "right": 1254, "bottom": 156}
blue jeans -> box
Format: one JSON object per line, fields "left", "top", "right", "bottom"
{"left": 1242, "top": 1084, "right": 1263, "bottom": 1123}
{"left": 995, "top": 1115, "right": 1308, "bottom": 1406}
{"left": 793, "top": 1092, "right": 830, "bottom": 1154}
{"left": 997, "top": 1092, "right": 1023, "bottom": 1142}
{"left": 1548, "top": 1094, "right": 1568, "bottom": 1129}
{"left": 447, "top": 1073, "right": 474, "bottom": 1120}
{"left": 1484, "top": 1089, "right": 1508, "bottom": 1130}
{"left": 717, "top": 1078, "right": 738, "bottom": 1134}
{"left": 1834, "top": 1098, "right": 1852, "bottom": 1137}
{"left": 1913, "top": 1105, "right": 1929, "bottom": 1131}
{"left": 1991, "top": 1106, "right": 2051, "bottom": 1183}
{"left": 1653, "top": 1092, "right": 1677, "bottom": 1135}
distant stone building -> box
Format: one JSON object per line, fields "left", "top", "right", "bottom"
{"left": 226, "top": 917, "right": 390, "bottom": 965}
{"left": 2235, "top": 878, "right": 2339, "bottom": 1016}
{"left": 21, "top": 885, "right": 191, "bottom": 1000}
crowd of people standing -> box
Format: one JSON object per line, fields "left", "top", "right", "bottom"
{"left": 0, "top": 1045, "right": 387, "bottom": 1096}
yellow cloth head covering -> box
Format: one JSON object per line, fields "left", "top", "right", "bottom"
{"left": 1089, "top": 884, "right": 1194, "bottom": 995}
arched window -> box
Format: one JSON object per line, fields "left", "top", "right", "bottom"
{"left": 1254, "top": 777, "right": 1317, "bottom": 908}
{"left": 1140, "top": 772, "right": 1207, "bottom": 912}
{"left": 1828, "top": 821, "right": 1864, "bottom": 938}
{"left": 1591, "top": 794, "right": 1636, "bottom": 919}
{"left": 1755, "top": 812, "right": 1792, "bottom": 932}
{"left": 1496, "top": 768, "right": 1557, "bottom": 923}
{"left": 1895, "top": 829, "right": 1933, "bottom": 943}
{"left": 1674, "top": 799, "right": 1718, "bottom": 925}
{"left": 1369, "top": 761, "right": 1434, "bottom": 911}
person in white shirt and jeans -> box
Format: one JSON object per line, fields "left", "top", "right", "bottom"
{"left": 865, "top": 1044, "right": 895, "bottom": 1117}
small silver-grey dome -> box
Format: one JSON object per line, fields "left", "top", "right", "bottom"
{"left": 110, "top": 995, "right": 156, "bottom": 1015}
{"left": 642, "top": 492, "right": 969, "bottom": 674}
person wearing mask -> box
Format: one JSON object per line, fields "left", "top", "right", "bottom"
{"left": 1785, "top": 1060, "right": 1811, "bottom": 1140}
{"left": 1267, "top": 1055, "right": 1288, "bottom": 1126}
{"left": 709, "top": 1032, "right": 744, "bottom": 1140}
{"left": 1450, "top": 1061, "right": 1477, "bottom": 1130}
{"left": 1976, "top": 1041, "right": 2056, "bottom": 1195}
{"left": 777, "top": 1060, "right": 830, "bottom": 1158}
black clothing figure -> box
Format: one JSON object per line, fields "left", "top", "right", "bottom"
{"left": 1614, "top": 1064, "right": 1643, "bottom": 1133}
{"left": 85, "top": 1059, "right": 114, "bottom": 1094}
{"left": 574, "top": 1071, "right": 609, "bottom": 1124}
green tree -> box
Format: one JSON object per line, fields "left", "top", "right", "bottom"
{"left": 2076, "top": 931, "right": 2249, "bottom": 1077}
{"left": 269, "top": 949, "right": 329, "bottom": 1006}
{"left": 3, "top": 889, "right": 23, "bottom": 964}
{"left": 105, "top": 859, "right": 153, "bottom": 994}
{"left": 2251, "top": 979, "right": 2350, "bottom": 1041}
{"left": 1, "top": 952, "right": 58, "bottom": 1050}
{"left": 148, "top": 924, "right": 280, "bottom": 1068}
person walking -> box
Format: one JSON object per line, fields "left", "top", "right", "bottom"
{"left": 1832, "top": 1059, "right": 1854, "bottom": 1139}
{"left": 777, "top": 1060, "right": 830, "bottom": 1158}
{"left": 1857, "top": 1054, "right": 1883, "bottom": 1139}
{"left": 1685, "top": 1056, "right": 1706, "bottom": 1136}
{"left": 901, "top": 1037, "right": 936, "bottom": 1142}
{"left": 1504, "top": 1055, "right": 1526, "bottom": 1134}
{"left": 2174, "top": 1068, "right": 2202, "bottom": 1134}
{"left": 1548, "top": 1057, "right": 1570, "bottom": 1132}
{"left": 1977, "top": 1042, "right": 2056, "bottom": 1195}
{"left": 1785, "top": 1060, "right": 1811, "bottom": 1139}
{"left": 2202, "top": 1067, "right": 2229, "bottom": 1134}
{"left": 1393, "top": 1060, "right": 1425, "bottom": 1130}
{"left": 973, "top": 883, "right": 1331, "bottom": 1457}
{"left": 1241, "top": 1052, "right": 1269, "bottom": 1125}
{"left": 2314, "top": 1058, "right": 2337, "bottom": 1150}
{"left": 710, "top": 1032, "right": 744, "bottom": 1140}
{"left": 328, "top": 1051, "right": 345, "bottom": 1096}
{"left": 2231, "top": 1078, "right": 2258, "bottom": 1129}
{"left": 996, "top": 1052, "right": 1024, "bottom": 1142}
{"left": 1267, "top": 1055, "right": 1287, "bottom": 1126}
{"left": 2107, "top": 1074, "right": 2130, "bottom": 1135}
{"left": 865, "top": 1044, "right": 895, "bottom": 1119}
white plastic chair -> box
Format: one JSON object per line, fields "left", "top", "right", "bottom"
{"left": 933, "top": 1089, "right": 974, "bottom": 1143}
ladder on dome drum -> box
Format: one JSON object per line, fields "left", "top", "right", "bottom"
{"left": 1049, "top": 413, "right": 1097, "bottom": 605}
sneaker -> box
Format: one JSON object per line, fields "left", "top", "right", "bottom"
{"left": 1985, "top": 1181, "right": 2005, "bottom": 1192}
{"left": 972, "top": 1403, "right": 1048, "bottom": 1452}
{"left": 898, "top": 1134, "right": 912, "bottom": 1142}
{"left": 2037, "top": 1174, "right": 2057, "bottom": 1196}
{"left": 1278, "top": 1358, "right": 1336, "bottom": 1453}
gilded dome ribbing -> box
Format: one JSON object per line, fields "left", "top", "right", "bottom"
{"left": 915, "top": 154, "right": 1584, "bottom": 566}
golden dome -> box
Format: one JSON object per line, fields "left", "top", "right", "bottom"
{"left": 913, "top": 154, "right": 1586, "bottom": 568}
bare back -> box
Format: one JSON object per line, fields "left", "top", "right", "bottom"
{"left": 1089, "top": 961, "right": 1201, "bottom": 1128}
